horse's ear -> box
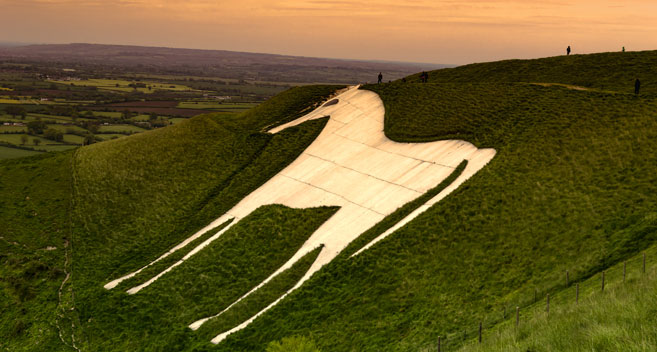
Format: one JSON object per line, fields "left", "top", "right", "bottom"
{"left": 267, "top": 114, "right": 331, "bottom": 134}
{"left": 323, "top": 99, "right": 339, "bottom": 107}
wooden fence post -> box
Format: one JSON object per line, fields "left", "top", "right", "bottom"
{"left": 601, "top": 271, "right": 605, "bottom": 292}
{"left": 566, "top": 270, "right": 569, "bottom": 286}
{"left": 479, "top": 322, "right": 482, "bottom": 344}
{"left": 437, "top": 336, "right": 441, "bottom": 352}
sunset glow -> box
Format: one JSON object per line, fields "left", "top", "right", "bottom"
{"left": 1, "top": 0, "right": 656, "bottom": 64}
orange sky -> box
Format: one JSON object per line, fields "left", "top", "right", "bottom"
{"left": 1, "top": 0, "right": 656, "bottom": 64}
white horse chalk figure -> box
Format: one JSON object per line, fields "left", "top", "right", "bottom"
{"left": 104, "top": 86, "right": 496, "bottom": 344}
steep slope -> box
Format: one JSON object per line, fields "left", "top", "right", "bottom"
{"left": 458, "top": 244, "right": 657, "bottom": 352}
{"left": 211, "top": 58, "right": 657, "bottom": 351}
{"left": 0, "top": 153, "right": 73, "bottom": 351}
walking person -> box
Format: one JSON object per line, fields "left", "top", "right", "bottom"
{"left": 378, "top": 72, "right": 383, "bottom": 84}
{"left": 567, "top": 46, "right": 571, "bottom": 55}
{"left": 420, "top": 71, "right": 428, "bottom": 83}
{"left": 635, "top": 78, "right": 641, "bottom": 95}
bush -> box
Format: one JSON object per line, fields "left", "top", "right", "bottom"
{"left": 26, "top": 120, "right": 47, "bottom": 134}
{"left": 43, "top": 128, "right": 64, "bottom": 142}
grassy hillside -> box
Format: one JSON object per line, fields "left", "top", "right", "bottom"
{"left": 410, "top": 50, "right": 657, "bottom": 95}
{"left": 0, "top": 153, "right": 73, "bottom": 351}
{"left": 4, "top": 50, "right": 657, "bottom": 352}
{"left": 0, "top": 84, "right": 342, "bottom": 351}
{"left": 211, "top": 55, "right": 657, "bottom": 351}
{"left": 458, "top": 244, "right": 657, "bottom": 352}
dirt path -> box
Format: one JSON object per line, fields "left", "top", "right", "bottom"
{"left": 56, "top": 240, "right": 81, "bottom": 352}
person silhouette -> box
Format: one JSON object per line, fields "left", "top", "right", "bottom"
{"left": 635, "top": 79, "right": 641, "bottom": 95}
{"left": 622, "top": 46, "right": 625, "bottom": 52}
{"left": 567, "top": 46, "right": 571, "bottom": 55}
{"left": 378, "top": 72, "right": 383, "bottom": 84}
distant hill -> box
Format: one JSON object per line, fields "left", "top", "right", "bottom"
{"left": 0, "top": 43, "right": 449, "bottom": 83}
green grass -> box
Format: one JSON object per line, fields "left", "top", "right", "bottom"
{"left": 196, "top": 247, "right": 324, "bottom": 340}
{"left": 177, "top": 101, "right": 259, "bottom": 112}
{"left": 97, "top": 124, "right": 146, "bottom": 133}
{"left": 49, "top": 79, "right": 196, "bottom": 94}
{"left": 88, "top": 111, "right": 123, "bottom": 118}
{"left": 0, "top": 134, "right": 65, "bottom": 146}
{"left": 62, "top": 134, "right": 85, "bottom": 144}
{"left": 46, "top": 124, "right": 88, "bottom": 134}
{"left": 415, "top": 50, "right": 657, "bottom": 95}
{"left": 0, "top": 152, "right": 73, "bottom": 351}
{"left": 95, "top": 134, "right": 127, "bottom": 141}
{"left": 113, "top": 219, "right": 235, "bottom": 292}
{"left": 457, "top": 245, "right": 657, "bottom": 352}
{"left": 38, "top": 145, "right": 78, "bottom": 153}
{"left": 0, "top": 145, "right": 43, "bottom": 159}
{"left": 0, "top": 125, "right": 26, "bottom": 132}
{"left": 168, "top": 117, "right": 189, "bottom": 124}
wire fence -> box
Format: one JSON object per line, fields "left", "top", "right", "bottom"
{"left": 422, "top": 247, "right": 656, "bottom": 352}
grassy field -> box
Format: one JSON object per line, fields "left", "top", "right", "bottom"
{"left": 97, "top": 124, "right": 146, "bottom": 133}
{"left": 0, "top": 134, "right": 65, "bottom": 146}
{"left": 46, "top": 124, "right": 88, "bottom": 133}
{"left": 62, "top": 134, "right": 85, "bottom": 144}
{"left": 177, "top": 101, "right": 259, "bottom": 112}
{"left": 95, "top": 134, "right": 128, "bottom": 141}
{"left": 88, "top": 111, "right": 123, "bottom": 118}
{"left": 169, "top": 117, "right": 188, "bottom": 124}
{"left": 0, "top": 145, "right": 43, "bottom": 159}
{"left": 0, "top": 98, "right": 62, "bottom": 105}
{"left": 0, "top": 125, "right": 26, "bottom": 132}
{"left": 49, "top": 79, "right": 196, "bottom": 94}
